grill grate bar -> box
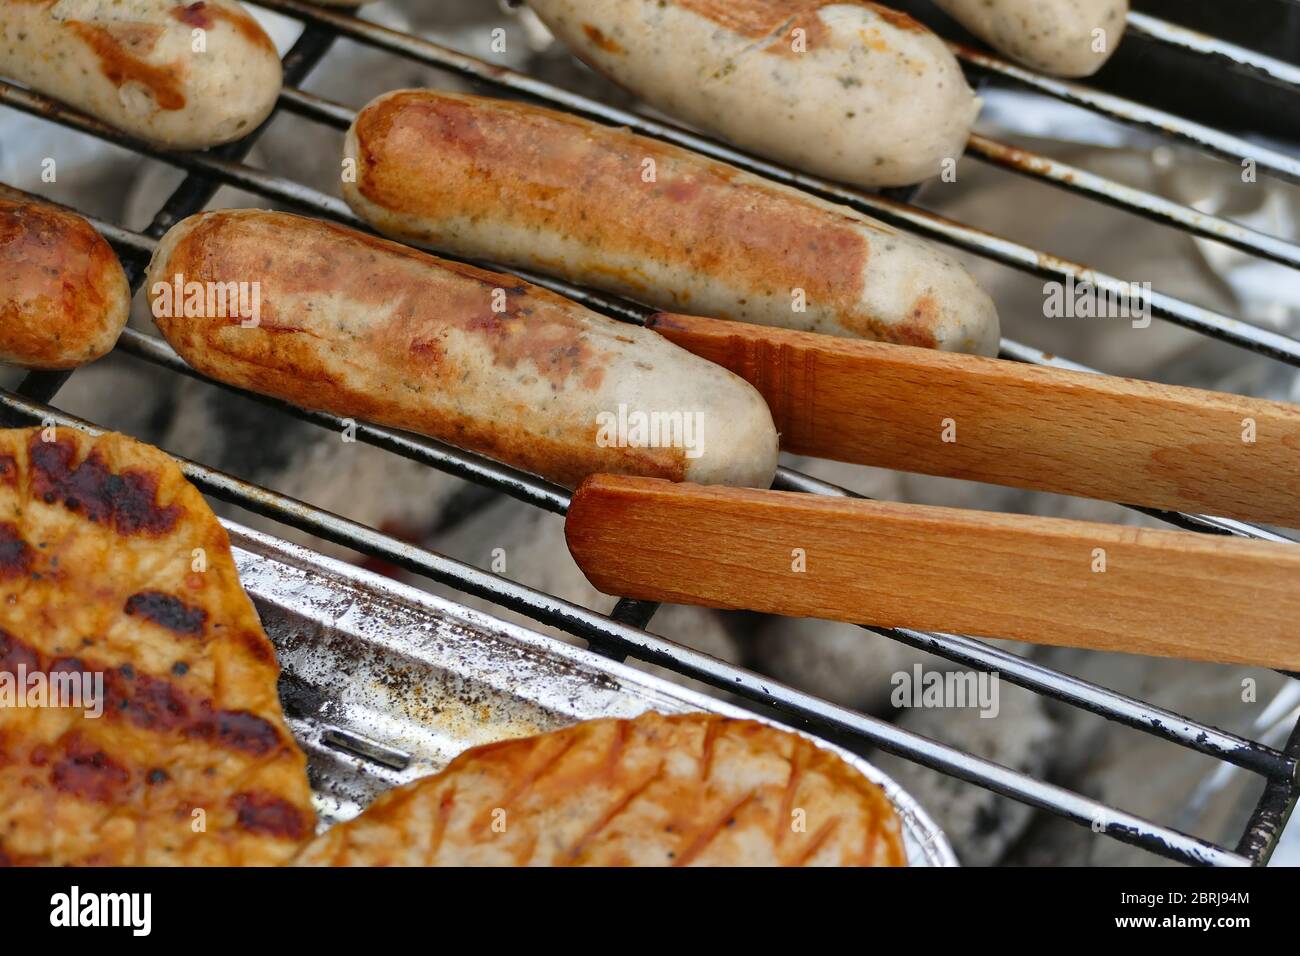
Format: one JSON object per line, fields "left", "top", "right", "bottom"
{"left": 242, "top": 0, "right": 1300, "bottom": 365}
{"left": 7, "top": 166, "right": 1293, "bottom": 779}
{"left": 10, "top": 79, "right": 1300, "bottom": 377}
{"left": 9, "top": 81, "right": 1299, "bottom": 367}
{"left": 952, "top": 40, "right": 1300, "bottom": 185}
{"left": 1127, "top": 12, "right": 1300, "bottom": 93}
{"left": 3, "top": 3, "right": 1296, "bottom": 865}
{"left": 107, "top": 312, "right": 1294, "bottom": 775}
{"left": 965, "top": 133, "right": 1300, "bottom": 271}
{"left": 42, "top": 185, "right": 1283, "bottom": 544}
{"left": 1237, "top": 717, "right": 1300, "bottom": 862}
{"left": 0, "top": 388, "right": 1254, "bottom": 867}
{"left": 872, "top": 627, "right": 1295, "bottom": 781}
{"left": 34, "top": 203, "right": 1292, "bottom": 787}
{"left": 106, "top": 320, "right": 1293, "bottom": 776}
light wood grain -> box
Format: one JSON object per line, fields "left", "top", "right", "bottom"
{"left": 566, "top": 475, "right": 1300, "bottom": 668}
{"left": 647, "top": 312, "right": 1300, "bottom": 527}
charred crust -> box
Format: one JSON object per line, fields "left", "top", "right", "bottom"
{"left": 0, "top": 523, "right": 33, "bottom": 580}
{"left": 3, "top": 631, "right": 284, "bottom": 757}
{"left": 29, "top": 435, "right": 183, "bottom": 536}
{"left": 51, "top": 736, "right": 130, "bottom": 804}
{"left": 230, "top": 791, "right": 312, "bottom": 840}
{"left": 125, "top": 590, "right": 208, "bottom": 637}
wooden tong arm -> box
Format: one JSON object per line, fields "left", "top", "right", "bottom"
{"left": 567, "top": 474, "right": 1300, "bottom": 669}
{"left": 647, "top": 312, "right": 1300, "bottom": 528}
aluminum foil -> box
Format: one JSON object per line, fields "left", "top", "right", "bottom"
{"left": 232, "top": 521, "right": 957, "bottom": 867}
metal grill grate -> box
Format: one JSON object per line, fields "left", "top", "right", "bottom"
{"left": 1, "top": 0, "right": 1297, "bottom": 866}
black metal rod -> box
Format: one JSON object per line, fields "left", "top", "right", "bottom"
{"left": 952, "top": 41, "right": 1300, "bottom": 186}
{"left": 7, "top": 183, "right": 1291, "bottom": 786}
{"left": 1236, "top": 714, "right": 1300, "bottom": 862}
{"left": 0, "top": 388, "right": 1251, "bottom": 867}
{"left": 3, "top": 6, "right": 1295, "bottom": 862}
{"left": 238, "top": 0, "right": 1300, "bottom": 366}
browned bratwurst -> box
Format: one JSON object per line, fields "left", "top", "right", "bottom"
{"left": 0, "top": 197, "right": 129, "bottom": 369}
{"left": 344, "top": 90, "right": 999, "bottom": 355}
{"left": 147, "top": 209, "right": 779, "bottom": 489}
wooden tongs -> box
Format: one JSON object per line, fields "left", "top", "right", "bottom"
{"left": 564, "top": 314, "right": 1300, "bottom": 669}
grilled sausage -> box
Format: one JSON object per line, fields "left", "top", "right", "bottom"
{"left": 0, "top": 427, "right": 315, "bottom": 865}
{"left": 294, "top": 711, "right": 907, "bottom": 866}
{"left": 147, "top": 209, "right": 779, "bottom": 489}
{"left": 523, "top": 0, "right": 978, "bottom": 188}
{"left": 0, "top": 197, "right": 129, "bottom": 369}
{"left": 933, "top": 0, "right": 1128, "bottom": 77}
{"left": 0, "top": 0, "right": 282, "bottom": 148}
{"left": 343, "top": 90, "right": 999, "bottom": 355}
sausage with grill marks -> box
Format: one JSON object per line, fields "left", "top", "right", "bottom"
{"left": 343, "top": 90, "right": 1000, "bottom": 355}
{"left": 146, "top": 209, "right": 780, "bottom": 490}
{"left": 0, "top": 0, "right": 282, "bottom": 148}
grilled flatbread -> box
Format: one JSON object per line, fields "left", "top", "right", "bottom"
{"left": 0, "top": 428, "right": 314, "bottom": 865}
{"left": 294, "top": 711, "right": 906, "bottom": 866}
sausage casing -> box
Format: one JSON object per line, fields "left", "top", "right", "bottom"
{"left": 933, "top": 0, "right": 1129, "bottom": 77}
{"left": 524, "top": 0, "right": 978, "bottom": 188}
{"left": 343, "top": 90, "right": 999, "bottom": 355}
{"left": 146, "top": 210, "right": 779, "bottom": 489}
{"left": 0, "top": 197, "right": 129, "bottom": 369}
{"left": 0, "top": 0, "right": 282, "bottom": 148}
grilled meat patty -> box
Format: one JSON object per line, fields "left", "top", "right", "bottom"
{"left": 0, "top": 428, "right": 314, "bottom": 865}
{"left": 294, "top": 711, "right": 906, "bottom": 866}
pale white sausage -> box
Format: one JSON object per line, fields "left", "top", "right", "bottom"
{"left": 525, "top": 0, "right": 980, "bottom": 188}
{"left": 933, "top": 0, "right": 1129, "bottom": 77}
{"left": 0, "top": 0, "right": 282, "bottom": 148}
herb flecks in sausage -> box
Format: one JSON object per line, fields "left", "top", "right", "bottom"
{"left": 349, "top": 92, "right": 968, "bottom": 350}
{"left": 930, "top": 0, "right": 1128, "bottom": 77}
{"left": 0, "top": 0, "right": 282, "bottom": 148}
{"left": 526, "top": 0, "right": 978, "bottom": 189}
{"left": 67, "top": 20, "right": 188, "bottom": 110}
{"left": 150, "top": 210, "right": 778, "bottom": 488}
{"left": 352, "top": 93, "right": 893, "bottom": 340}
